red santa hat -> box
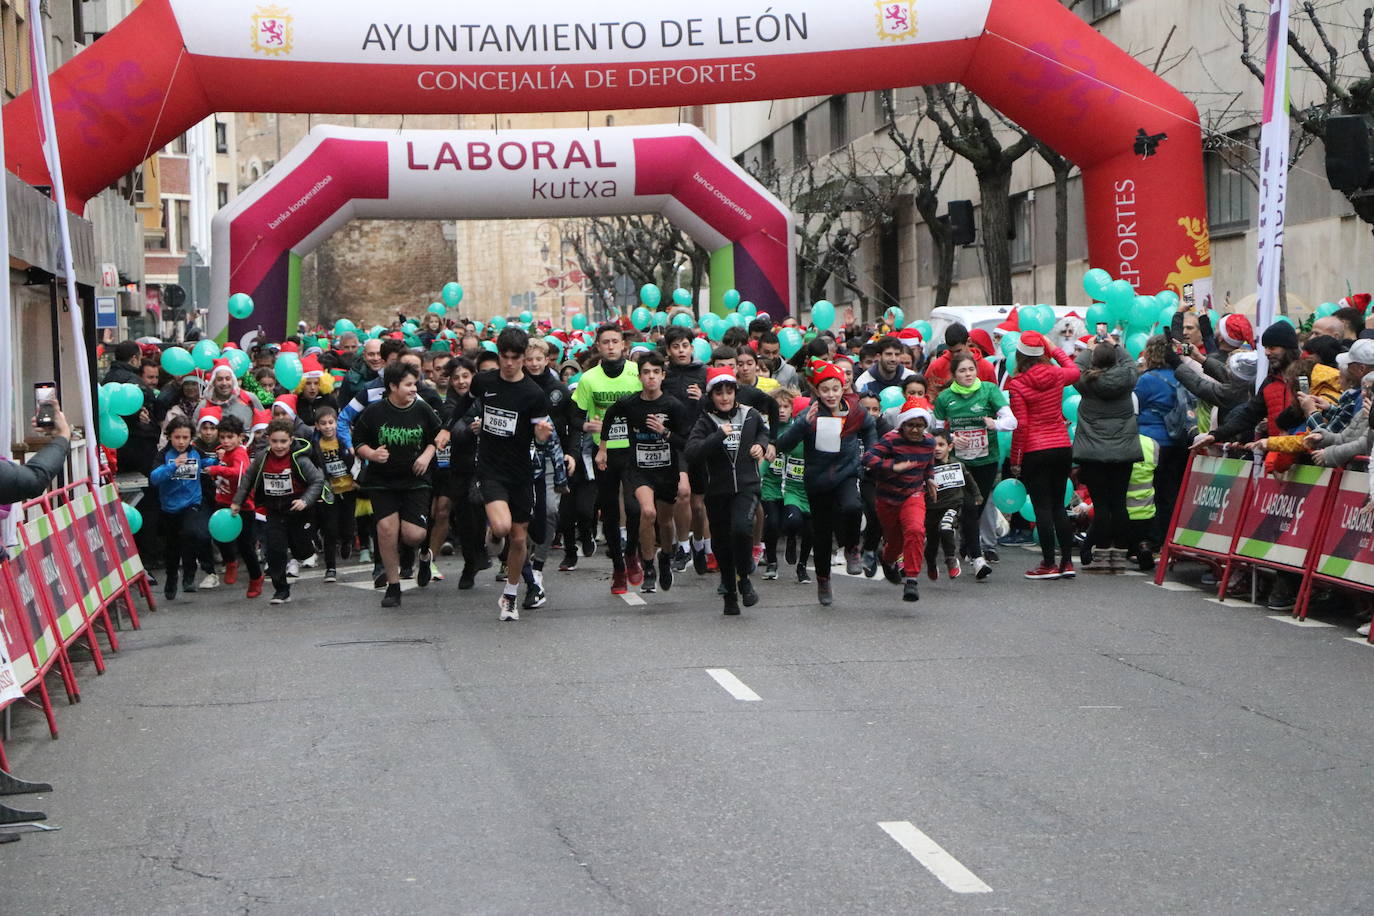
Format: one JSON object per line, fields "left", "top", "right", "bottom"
{"left": 301, "top": 355, "right": 324, "bottom": 380}
{"left": 278, "top": 341, "right": 300, "bottom": 354}
{"left": 1016, "top": 330, "right": 1048, "bottom": 357}
{"left": 895, "top": 396, "right": 935, "bottom": 427}
{"left": 896, "top": 327, "right": 924, "bottom": 348}
{"left": 807, "top": 360, "right": 846, "bottom": 389}
{"left": 995, "top": 307, "right": 1020, "bottom": 334}
{"left": 251, "top": 408, "right": 271, "bottom": 433}
{"left": 196, "top": 405, "right": 222, "bottom": 427}
{"left": 1073, "top": 335, "right": 1096, "bottom": 351}
{"left": 1339, "top": 293, "right": 1372, "bottom": 313}
{"left": 273, "top": 394, "right": 298, "bottom": 418}
{"left": 705, "top": 366, "right": 737, "bottom": 392}
{"left": 1217, "top": 313, "right": 1255, "bottom": 349}
{"left": 208, "top": 357, "right": 236, "bottom": 383}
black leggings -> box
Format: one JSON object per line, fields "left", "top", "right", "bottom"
{"left": 806, "top": 479, "right": 862, "bottom": 580}
{"left": 860, "top": 479, "right": 882, "bottom": 553}
{"left": 1022, "top": 447, "right": 1075, "bottom": 567}
{"left": 763, "top": 498, "right": 783, "bottom": 563}
{"left": 925, "top": 506, "right": 960, "bottom": 567}
{"left": 559, "top": 476, "right": 597, "bottom": 549}
{"left": 962, "top": 463, "right": 999, "bottom": 560}
{"left": 317, "top": 491, "right": 357, "bottom": 569}
{"left": 1150, "top": 445, "right": 1189, "bottom": 549}
{"left": 264, "top": 510, "right": 316, "bottom": 591}
{"left": 449, "top": 473, "right": 485, "bottom": 567}
{"left": 705, "top": 491, "right": 758, "bottom": 595}
{"left": 598, "top": 450, "right": 641, "bottom": 568}
{"left": 782, "top": 505, "right": 812, "bottom": 565}
{"left": 1077, "top": 460, "right": 1133, "bottom": 552}
{"left": 160, "top": 508, "right": 203, "bottom": 583}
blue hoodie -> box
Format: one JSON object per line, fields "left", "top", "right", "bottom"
{"left": 149, "top": 445, "right": 218, "bottom": 514}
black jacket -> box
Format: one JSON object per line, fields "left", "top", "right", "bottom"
{"left": 684, "top": 405, "right": 768, "bottom": 496}
{"left": 532, "top": 368, "right": 579, "bottom": 463}
{"left": 0, "top": 436, "right": 69, "bottom": 503}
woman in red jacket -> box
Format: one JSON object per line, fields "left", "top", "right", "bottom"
{"left": 1007, "top": 331, "right": 1082, "bottom": 580}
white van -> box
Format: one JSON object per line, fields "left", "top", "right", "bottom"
{"left": 926, "top": 305, "right": 1087, "bottom": 359}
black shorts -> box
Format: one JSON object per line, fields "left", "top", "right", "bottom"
{"left": 480, "top": 474, "right": 534, "bottom": 525}
{"left": 431, "top": 466, "right": 452, "bottom": 496}
{"left": 688, "top": 463, "right": 708, "bottom": 496}
{"left": 365, "top": 486, "right": 432, "bottom": 528}
{"left": 630, "top": 468, "right": 680, "bottom": 506}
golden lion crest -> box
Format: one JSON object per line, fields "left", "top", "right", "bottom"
{"left": 875, "top": 1, "right": 919, "bottom": 42}
{"left": 251, "top": 5, "right": 294, "bottom": 57}
{"left": 1165, "top": 216, "right": 1212, "bottom": 296}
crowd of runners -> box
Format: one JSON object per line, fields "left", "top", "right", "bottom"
{"left": 102, "top": 294, "right": 1374, "bottom": 626}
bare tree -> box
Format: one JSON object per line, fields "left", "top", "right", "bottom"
{"left": 1035, "top": 140, "right": 1076, "bottom": 306}
{"left": 922, "top": 84, "right": 1037, "bottom": 305}
{"left": 561, "top": 215, "right": 711, "bottom": 318}
{"left": 883, "top": 91, "right": 959, "bottom": 310}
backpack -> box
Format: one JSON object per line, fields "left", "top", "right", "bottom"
{"left": 1162, "top": 375, "right": 1196, "bottom": 442}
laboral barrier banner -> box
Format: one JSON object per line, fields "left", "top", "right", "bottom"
{"left": 1170, "top": 455, "right": 1251, "bottom": 556}
{"left": 98, "top": 482, "right": 146, "bottom": 584}
{"left": 1234, "top": 464, "right": 1333, "bottom": 570}
{"left": 0, "top": 613, "right": 23, "bottom": 704}
{"left": 1314, "top": 468, "right": 1374, "bottom": 583}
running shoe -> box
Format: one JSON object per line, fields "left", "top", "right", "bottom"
{"left": 323, "top": 568, "right": 337, "bottom": 584}
{"left": 973, "top": 557, "right": 992, "bottom": 581}
{"left": 927, "top": 560, "right": 939, "bottom": 582}
{"left": 1059, "top": 562, "right": 1077, "bottom": 580}
{"left": 381, "top": 584, "right": 402, "bottom": 608}
{"left": 245, "top": 577, "right": 263, "bottom": 599}
{"left": 286, "top": 559, "right": 300, "bottom": 578}
{"left": 763, "top": 562, "right": 778, "bottom": 581}
{"left": 672, "top": 546, "right": 690, "bottom": 572}
{"left": 223, "top": 562, "right": 239, "bottom": 585}
{"left": 301, "top": 553, "right": 317, "bottom": 569}
{"left": 817, "top": 576, "right": 833, "bottom": 606}
{"left": 706, "top": 552, "right": 718, "bottom": 572}
{"left": 164, "top": 575, "right": 177, "bottom": 601}
{"left": 844, "top": 548, "right": 862, "bottom": 576}
{"left": 357, "top": 548, "right": 372, "bottom": 565}
{"left": 495, "top": 562, "right": 507, "bottom": 581}
{"left": 440, "top": 541, "right": 455, "bottom": 557}
{"left": 626, "top": 552, "right": 644, "bottom": 586}
{"left": 1024, "top": 564, "right": 1063, "bottom": 580}
{"left": 693, "top": 546, "right": 708, "bottom": 575}
{"left": 881, "top": 559, "right": 902, "bottom": 585}
{"left": 374, "top": 570, "right": 388, "bottom": 589}
{"left": 198, "top": 573, "right": 220, "bottom": 590}
{"left": 641, "top": 563, "right": 657, "bottom": 594}
{"left": 498, "top": 593, "right": 519, "bottom": 621}
{"left": 862, "top": 549, "right": 878, "bottom": 578}
{"left": 269, "top": 589, "right": 291, "bottom": 605}
{"left": 1358, "top": 621, "right": 1371, "bottom": 638}
{"left": 400, "top": 565, "right": 415, "bottom": 580}
{"left": 417, "top": 551, "right": 433, "bottom": 588}
{"left": 580, "top": 532, "right": 597, "bottom": 558}
{"left": 458, "top": 566, "right": 476, "bottom": 590}
{"left": 947, "top": 558, "right": 962, "bottom": 579}
{"left": 611, "top": 569, "right": 628, "bottom": 595}
{"left": 559, "top": 551, "right": 579, "bottom": 571}
{"left": 739, "top": 578, "right": 758, "bottom": 608}
{"left": 659, "top": 551, "right": 674, "bottom": 592}
{"left": 796, "top": 563, "right": 811, "bottom": 584}
{"left": 984, "top": 548, "right": 999, "bottom": 563}
{"left": 523, "top": 584, "right": 547, "bottom": 609}
{"left": 183, "top": 573, "right": 198, "bottom": 594}
{"left": 723, "top": 592, "right": 741, "bottom": 616}
{"left": 902, "top": 579, "right": 920, "bottom": 602}
{"left": 430, "top": 563, "right": 445, "bottom": 582}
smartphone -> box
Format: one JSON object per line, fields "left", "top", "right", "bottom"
{"left": 1095, "top": 322, "right": 1109, "bottom": 341}
{"left": 33, "top": 381, "right": 56, "bottom": 429}
{"left": 1298, "top": 376, "right": 1311, "bottom": 394}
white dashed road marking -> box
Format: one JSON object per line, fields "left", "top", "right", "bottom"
{"left": 878, "top": 821, "right": 992, "bottom": 894}
{"left": 704, "top": 668, "right": 761, "bottom": 702}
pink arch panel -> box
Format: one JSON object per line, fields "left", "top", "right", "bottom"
{"left": 3, "top": 0, "right": 1211, "bottom": 307}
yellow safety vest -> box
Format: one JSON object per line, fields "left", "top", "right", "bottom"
{"left": 1127, "top": 434, "right": 1158, "bottom": 521}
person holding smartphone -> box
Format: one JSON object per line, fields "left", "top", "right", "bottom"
{"left": 0, "top": 397, "right": 70, "bottom": 504}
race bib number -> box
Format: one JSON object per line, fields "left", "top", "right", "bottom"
{"left": 324, "top": 458, "right": 348, "bottom": 478}
{"left": 637, "top": 443, "right": 671, "bottom": 468}
{"left": 484, "top": 405, "right": 517, "bottom": 437}
{"left": 934, "top": 464, "right": 965, "bottom": 489}
{"left": 785, "top": 457, "right": 806, "bottom": 482}
{"left": 263, "top": 471, "right": 293, "bottom": 496}
{"left": 952, "top": 427, "right": 989, "bottom": 460}
{"left": 723, "top": 429, "right": 741, "bottom": 454}
{"left": 769, "top": 455, "right": 785, "bottom": 475}
{"left": 436, "top": 444, "right": 452, "bottom": 468}
{"left": 607, "top": 420, "right": 629, "bottom": 441}
{"left": 172, "top": 461, "right": 199, "bottom": 480}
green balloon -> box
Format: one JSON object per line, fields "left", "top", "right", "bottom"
{"left": 778, "top": 327, "right": 803, "bottom": 359}
{"left": 738, "top": 301, "right": 757, "bottom": 319}
{"left": 992, "top": 478, "right": 1028, "bottom": 515}
{"left": 1000, "top": 332, "right": 1022, "bottom": 362}
{"left": 692, "top": 337, "right": 713, "bottom": 363}
{"left": 1062, "top": 394, "right": 1081, "bottom": 423}
{"left": 810, "top": 300, "right": 836, "bottom": 331}
{"left": 481, "top": 340, "right": 498, "bottom": 352}
{"left": 725, "top": 313, "right": 747, "bottom": 330}
{"left": 1020, "top": 497, "right": 1036, "bottom": 522}
{"left": 471, "top": 321, "right": 485, "bottom": 336}
{"left": 640, "top": 284, "right": 662, "bottom": 308}
{"left": 1019, "top": 307, "right": 1052, "bottom": 334}
{"left": 274, "top": 353, "right": 304, "bottom": 390}
{"left": 122, "top": 502, "right": 143, "bottom": 535}
{"left": 224, "top": 348, "right": 251, "bottom": 378}
{"left": 490, "top": 316, "right": 507, "bottom": 331}
{"left": 113, "top": 382, "right": 144, "bottom": 416}
{"left": 1128, "top": 296, "right": 1159, "bottom": 330}
{"left": 1085, "top": 303, "right": 1112, "bottom": 330}
{"left": 1083, "top": 268, "right": 1114, "bottom": 300}
{"left": 161, "top": 347, "right": 195, "bottom": 377}
{"left": 192, "top": 339, "right": 221, "bottom": 371}
{"left": 1154, "top": 290, "right": 1180, "bottom": 310}
{"left": 520, "top": 310, "right": 534, "bottom": 324}
{"left": 672, "top": 288, "right": 693, "bottom": 307}
{"left": 910, "top": 320, "right": 933, "bottom": 340}
{"left": 1316, "top": 302, "right": 1339, "bottom": 318}
{"left": 723, "top": 289, "right": 742, "bottom": 310}
{"left": 672, "top": 312, "right": 695, "bottom": 329}
{"left": 333, "top": 318, "right": 357, "bottom": 337}
{"left": 631, "top": 307, "right": 653, "bottom": 331}
{"left": 885, "top": 307, "right": 904, "bottom": 329}
{"left": 701, "top": 313, "right": 724, "bottom": 341}
{"left": 428, "top": 302, "right": 447, "bottom": 316}
{"left": 227, "top": 293, "right": 254, "bottom": 320}
{"left": 1158, "top": 305, "right": 1178, "bottom": 329}
{"left": 442, "top": 282, "right": 464, "bottom": 307}
{"left": 208, "top": 508, "right": 243, "bottom": 544}
{"left": 100, "top": 413, "right": 129, "bottom": 449}
{"left": 878, "top": 386, "right": 904, "bottom": 411}
{"left": 571, "top": 313, "right": 588, "bottom": 330}
{"left": 653, "top": 311, "right": 670, "bottom": 328}
{"left": 1125, "top": 331, "right": 1150, "bottom": 359}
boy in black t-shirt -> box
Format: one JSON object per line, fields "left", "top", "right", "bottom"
{"left": 352, "top": 362, "right": 443, "bottom": 607}
{"left": 467, "top": 328, "right": 554, "bottom": 621}
{"left": 598, "top": 352, "right": 690, "bottom": 594}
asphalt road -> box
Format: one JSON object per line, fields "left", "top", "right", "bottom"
{"left": 4, "top": 544, "right": 1374, "bottom": 915}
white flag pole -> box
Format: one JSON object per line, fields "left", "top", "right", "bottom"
{"left": 1253, "top": 0, "right": 1291, "bottom": 390}
{"left": 27, "top": 0, "right": 102, "bottom": 487}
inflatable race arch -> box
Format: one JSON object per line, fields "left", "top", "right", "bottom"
{"left": 3, "top": 0, "right": 1212, "bottom": 322}
{"left": 211, "top": 124, "right": 793, "bottom": 345}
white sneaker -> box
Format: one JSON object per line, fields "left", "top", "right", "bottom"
{"left": 1358, "top": 622, "right": 1371, "bottom": 638}
{"left": 286, "top": 559, "right": 300, "bottom": 578}
{"left": 973, "top": 557, "right": 992, "bottom": 581}
{"left": 198, "top": 573, "right": 220, "bottom": 590}
{"left": 301, "top": 553, "right": 318, "bottom": 569}
{"left": 498, "top": 593, "right": 519, "bottom": 621}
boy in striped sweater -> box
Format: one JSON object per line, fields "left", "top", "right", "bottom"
{"left": 861, "top": 397, "right": 937, "bottom": 602}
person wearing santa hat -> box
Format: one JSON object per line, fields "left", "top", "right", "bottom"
{"left": 1006, "top": 330, "right": 1082, "bottom": 580}
{"left": 270, "top": 393, "right": 315, "bottom": 441}
{"left": 774, "top": 359, "right": 878, "bottom": 605}
{"left": 684, "top": 366, "right": 770, "bottom": 616}
{"left": 197, "top": 357, "right": 263, "bottom": 430}
{"left": 295, "top": 354, "right": 339, "bottom": 426}
{"left": 861, "top": 396, "right": 937, "bottom": 602}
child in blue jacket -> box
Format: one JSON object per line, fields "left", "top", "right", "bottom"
{"left": 149, "top": 416, "right": 218, "bottom": 600}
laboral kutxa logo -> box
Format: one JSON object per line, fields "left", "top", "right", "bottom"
{"left": 250, "top": 5, "right": 294, "bottom": 56}
{"left": 875, "top": 1, "right": 919, "bottom": 41}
